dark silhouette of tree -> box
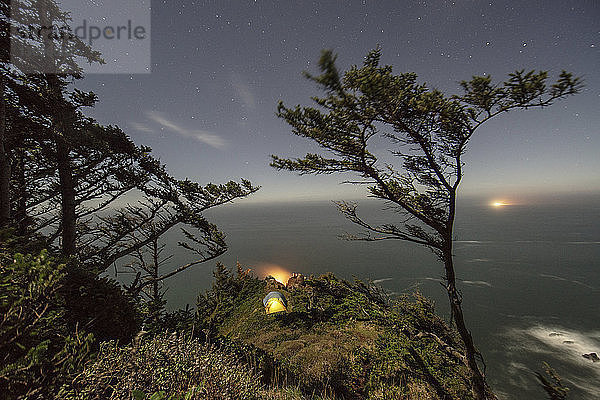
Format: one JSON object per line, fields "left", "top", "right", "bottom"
{"left": 271, "top": 48, "right": 581, "bottom": 399}
{"left": 1, "top": 0, "right": 103, "bottom": 250}
{"left": 2, "top": 0, "right": 259, "bottom": 280}
{"left": 1, "top": 1, "right": 260, "bottom": 385}
{"left": 109, "top": 175, "right": 259, "bottom": 301}
{"left": 2, "top": 66, "right": 154, "bottom": 259}
{"left": 118, "top": 219, "right": 171, "bottom": 330}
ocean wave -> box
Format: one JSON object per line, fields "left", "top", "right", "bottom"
{"left": 372, "top": 277, "right": 393, "bottom": 284}
{"left": 539, "top": 274, "right": 595, "bottom": 289}
{"left": 421, "top": 277, "right": 492, "bottom": 288}
{"left": 501, "top": 325, "right": 600, "bottom": 398}
{"left": 455, "top": 239, "right": 600, "bottom": 245}
{"left": 461, "top": 280, "right": 492, "bottom": 287}
{"left": 422, "top": 277, "right": 444, "bottom": 283}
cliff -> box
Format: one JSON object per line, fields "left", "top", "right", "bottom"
{"left": 198, "top": 270, "right": 474, "bottom": 399}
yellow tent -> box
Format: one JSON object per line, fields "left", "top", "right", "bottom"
{"left": 263, "top": 291, "right": 287, "bottom": 314}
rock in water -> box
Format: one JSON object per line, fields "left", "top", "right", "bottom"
{"left": 582, "top": 353, "right": 599, "bottom": 362}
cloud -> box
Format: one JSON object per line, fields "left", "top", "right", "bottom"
{"left": 230, "top": 72, "right": 256, "bottom": 110}
{"left": 131, "top": 111, "right": 226, "bottom": 149}
{"left": 129, "top": 122, "right": 154, "bottom": 134}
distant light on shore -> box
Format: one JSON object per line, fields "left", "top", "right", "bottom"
{"left": 491, "top": 200, "right": 511, "bottom": 207}
{"left": 257, "top": 263, "right": 292, "bottom": 285}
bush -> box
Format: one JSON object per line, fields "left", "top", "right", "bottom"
{"left": 193, "top": 266, "right": 472, "bottom": 399}
{"left": 63, "top": 332, "right": 264, "bottom": 400}
{"left": 0, "top": 249, "right": 140, "bottom": 399}
{"left": 0, "top": 251, "right": 95, "bottom": 399}
{"left": 60, "top": 266, "right": 141, "bottom": 344}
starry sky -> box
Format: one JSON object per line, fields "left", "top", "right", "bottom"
{"left": 77, "top": 0, "right": 599, "bottom": 204}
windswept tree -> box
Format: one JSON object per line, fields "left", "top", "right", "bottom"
{"left": 89, "top": 171, "right": 258, "bottom": 285}
{"left": 1, "top": 0, "right": 104, "bottom": 249}
{"left": 271, "top": 48, "right": 581, "bottom": 399}
{"left": 2, "top": 0, "right": 259, "bottom": 285}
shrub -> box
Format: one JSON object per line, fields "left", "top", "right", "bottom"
{"left": 194, "top": 266, "right": 472, "bottom": 399}
{"left": 60, "top": 266, "right": 141, "bottom": 344}
{"left": 63, "top": 332, "right": 264, "bottom": 400}
{"left": 0, "top": 251, "right": 95, "bottom": 399}
{"left": 535, "top": 362, "right": 569, "bottom": 400}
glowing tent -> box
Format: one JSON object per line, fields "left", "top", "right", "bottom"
{"left": 263, "top": 291, "right": 287, "bottom": 314}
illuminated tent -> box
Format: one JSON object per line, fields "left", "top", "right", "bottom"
{"left": 263, "top": 291, "right": 287, "bottom": 314}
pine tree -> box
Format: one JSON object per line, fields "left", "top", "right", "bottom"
{"left": 2, "top": 0, "right": 259, "bottom": 271}
{"left": 272, "top": 48, "right": 581, "bottom": 399}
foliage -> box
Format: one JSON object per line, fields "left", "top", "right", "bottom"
{"left": 196, "top": 262, "right": 251, "bottom": 334}
{"left": 61, "top": 332, "right": 264, "bottom": 400}
{"left": 0, "top": 250, "right": 95, "bottom": 399}
{"left": 196, "top": 265, "right": 472, "bottom": 399}
{"left": 2, "top": 0, "right": 258, "bottom": 391}
{"left": 60, "top": 265, "right": 141, "bottom": 344}
{"left": 157, "top": 306, "right": 196, "bottom": 336}
{"left": 271, "top": 48, "right": 581, "bottom": 399}
{"left": 535, "top": 363, "right": 569, "bottom": 400}
{"left": 54, "top": 263, "right": 473, "bottom": 399}
{"left": 131, "top": 389, "right": 196, "bottom": 400}
{"left": 3, "top": 0, "right": 259, "bottom": 295}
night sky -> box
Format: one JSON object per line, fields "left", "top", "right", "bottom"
{"left": 78, "top": 1, "right": 599, "bottom": 204}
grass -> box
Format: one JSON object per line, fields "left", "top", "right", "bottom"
{"left": 61, "top": 269, "right": 473, "bottom": 399}
{"left": 197, "top": 270, "right": 473, "bottom": 399}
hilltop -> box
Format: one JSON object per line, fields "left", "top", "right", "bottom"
{"left": 194, "top": 267, "right": 474, "bottom": 399}
{"left": 61, "top": 265, "right": 475, "bottom": 399}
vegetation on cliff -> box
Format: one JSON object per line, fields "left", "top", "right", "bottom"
{"left": 57, "top": 262, "right": 474, "bottom": 399}
{"left": 191, "top": 266, "right": 473, "bottom": 399}
{"left": 1, "top": 251, "right": 571, "bottom": 399}
{"left": 3, "top": 250, "right": 472, "bottom": 399}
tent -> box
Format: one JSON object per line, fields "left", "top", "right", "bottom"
{"left": 263, "top": 291, "right": 287, "bottom": 314}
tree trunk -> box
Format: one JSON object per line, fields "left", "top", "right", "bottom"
{"left": 15, "top": 150, "right": 28, "bottom": 236}
{"left": 56, "top": 133, "right": 76, "bottom": 256}
{"left": 150, "top": 236, "right": 162, "bottom": 326}
{"left": 39, "top": 0, "right": 76, "bottom": 255}
{"left": 0, "top": 75, "right": 11, "bottom": 227}
{"left": 443, "top": 247, "right": 489, "bottom": 400}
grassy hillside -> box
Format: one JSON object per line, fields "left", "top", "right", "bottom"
{"left": 63, "top": 267, "right": 474, "bottom": 399}
{"left": 197, "top": 268, "right": 473, "bottom": 399}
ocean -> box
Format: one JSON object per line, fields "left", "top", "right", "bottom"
{"left": 157, "top": 195, "right": 600, "bottom": 399}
